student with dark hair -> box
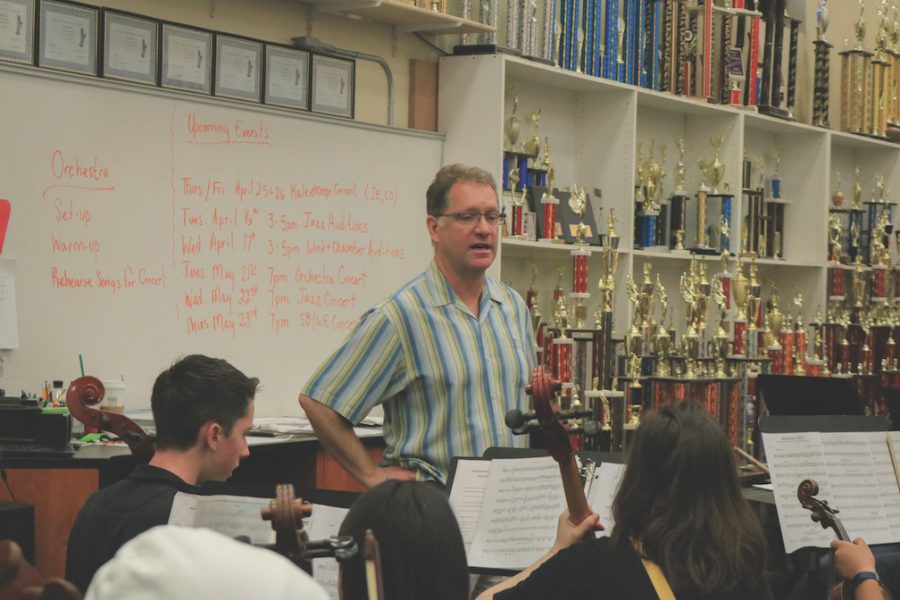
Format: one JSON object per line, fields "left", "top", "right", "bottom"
{"left": 478, "top": 403, "right": 772, "bottom": 600}
{"left": 337, "top": 480, "right": 469, "bottom": 600}
{"left": 65, "top": 354, "right": 259, "bottom": 593}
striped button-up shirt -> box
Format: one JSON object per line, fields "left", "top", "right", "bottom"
{"left": 302, "top": 259, "right": 537, "bottom": 484}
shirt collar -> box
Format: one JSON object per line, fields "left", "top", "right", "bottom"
{"left": 425, "top": 259, "right": 503, "bottom": 310}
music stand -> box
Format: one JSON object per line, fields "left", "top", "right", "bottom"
{"left": 757, "top": 374, "right": 864, "bottom": 417}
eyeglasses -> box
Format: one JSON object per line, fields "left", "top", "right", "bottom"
{"left": 438, "top": 211, "right": 506, "bottom": 227}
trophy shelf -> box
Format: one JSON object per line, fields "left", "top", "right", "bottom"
{"left": 830, "top": 128, "right": 900, "bottom": 152}
{"left": 293, "top": 0, "right": 495, "bottom": 34}
{"left": 504, "top": 54, "right": 633, "bottom": 93}
{"left": 500, "top": 238, "right": 628, "bottom": 260}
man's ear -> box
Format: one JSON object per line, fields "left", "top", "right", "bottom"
{"left": 199, "top": 421, "right": 223, "bottom": 450}
{"left": 427, "top": 215, "right": 440, "bottom": 244}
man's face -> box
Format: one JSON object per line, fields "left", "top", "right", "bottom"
{"left": 209, "top": 400, "right": 254, "bottom": 481}
{"left": 427, "top": 180, "right": 500, "bottom": 279}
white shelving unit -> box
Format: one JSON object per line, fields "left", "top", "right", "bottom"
{"left": 439, "top": 52, "right": 900, "bottom": 342}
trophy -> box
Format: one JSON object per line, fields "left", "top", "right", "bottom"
{"left": 711, "top": 277, "right": 729, "bottom": 377}
{"left": 680, "top": 262, "right": 701, "bottom": 378}
{"left": 840, "top": 1, "right": 873, "bottom": 134}
{"left": 732, "top": 259, "right": 749, "bottom": 356}
{"left": 538, "top": 138, "right": 561, "bottom": 244}
{"left": 595, "top": 210, "right": 620, "bottom": 391}
{"left": 568, "top": 184, "right": 590, "bottom": 325}
{"left": 758, "top": 0, "right": 800, "bottom": 120}
{"left": 812, "top": 0, "right": 833, "bottom": 128}
{"left": 669, "top": 138, "right": 689, "bottom": 251}
{"left": 832, "top": 171, "right": 846, "bottom": 208}
{"left": 868, "top": 2, "right": 893, "bottom": 138}
{"left": 767, "top": 146, "right": 782, "bottom": 200}
{"left": 766, "top": 288, "right": 786, "bottom": 374}
{"left": 654, "top": 275, "right": 671, "bottom": 377}
{"left": 456, "top": 0, "right": 499, "bottom": 51}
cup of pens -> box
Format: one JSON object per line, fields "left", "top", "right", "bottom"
{"left": 101, "top": 379, "right": 127, "bottom": 414}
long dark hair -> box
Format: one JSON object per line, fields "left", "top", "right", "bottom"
{"left": 338, "top": 480, "right": 469, "bottom": 600}
{"left": 611, "top": 403, "right": 767, "bottom": 593}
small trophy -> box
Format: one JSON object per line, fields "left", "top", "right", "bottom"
{"left": 831, "top": 171, "right": 846, "bottom": 208}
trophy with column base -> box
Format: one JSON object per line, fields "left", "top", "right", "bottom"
{"left": 758, "top": 0, "right": 800, "bottom": 120}
{"left": 812, "top": 0, "right": 833, "bottom": 128}
{"left": 840, "top": 1, "right": 873, "bottom": 134}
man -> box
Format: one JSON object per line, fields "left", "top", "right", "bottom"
{"left": 299, "top": 163, "right": 536, "bottom": 487}
{"left": 66, "top": 354, "right": 259, "bottom": 593}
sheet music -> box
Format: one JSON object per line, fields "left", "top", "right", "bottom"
{"left": 308, "top": 504, "right": 349, "bottom": 600}
{"left": 467, "top": 456, "right": 566, "bottom": 570}
{"left": 447, "top": 459, "right": 492, "bottom": 551}
{"left": 168, "top": 492, "right": 275, "bottom": 544}
{"left": 586, "top": 462, "right": 626, "bottom": 537}
{"left": 821, "top": 431, "right": 900, "bottom": 544}
{"left": 761, "top": 431, "right": 835, "bottom": 553}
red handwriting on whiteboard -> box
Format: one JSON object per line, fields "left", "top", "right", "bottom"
{"left": 186, "top": 113, "right": 272, "bottom": 146}
{"left": 50, "top": 150, "right": 112, "bottom": 182}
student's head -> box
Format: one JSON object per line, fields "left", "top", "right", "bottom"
{"left": 611, "top": 402, "right": 766, "bottom": 593}
{"left": 426, "top": 164, "right": 500, "bottom": 278}
{"left": 151, "top": 355, "right": 259, "bottom": 480}
{"left": 338, "top": 480, "right": 469, "bottom": 600}
{"left": 86, "top": 526, "right": 329, "bottom": 600}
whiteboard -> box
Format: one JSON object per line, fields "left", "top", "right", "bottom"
{"left": 0, "top": 65, "right": 442, "bottom": 416}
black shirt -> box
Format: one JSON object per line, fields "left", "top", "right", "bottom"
{"left": 65, "top": 463, "right": 199, "bottom": 593}
{"left": 496, "top": 536, "right": 773, "bottom": 600}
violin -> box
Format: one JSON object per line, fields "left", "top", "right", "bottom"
{"left": 260, "top": 483, "right": 357, "bottom": 574}
{"left": 65, "top": 377, "right": 154, "bottom": 462}
{"left": 797, "top": 479, "right": 893, "bottom": 600}
{"left": 517, "top": 366, "right": 592, "bottom": 524}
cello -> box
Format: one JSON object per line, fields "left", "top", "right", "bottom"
{"left": 507, "top": 366, "right": 596, "bottom": 524}
{"left": 65, "top": 377, "right": 154, "bottom": 461}
{"left": 797, "top": 479, "right": 893, "bottom": 600}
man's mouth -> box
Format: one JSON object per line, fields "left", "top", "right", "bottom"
{"left": 470, "top": 243, "right": 492, "bottom": 251}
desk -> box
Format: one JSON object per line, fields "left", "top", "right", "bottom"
{"left": 0, "top": 434, "right": 383, "bottom": 578}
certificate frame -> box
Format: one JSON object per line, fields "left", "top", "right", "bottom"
{"left": 160, "top": 22, "right": 212, "bottom": 95}
{"left": 263, "top": 43, "right": 309, "bottom": 110}
{"left": 0, "top": 0, "right": 35, "bottom": 65}
{"left": 310, "top": 53, "right": 355, "bottom": 119}
{"left": 100, "top": 9, "right": 158, "bottom": 85}
{"left": 37, "top": 0, "right": 98, "bottom": 75}
{"left": 214, "top": 33, "right": 262, "bottom": 103}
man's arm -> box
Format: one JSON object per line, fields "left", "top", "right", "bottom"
{"left": 299, "top": 393, "right": 414, "bottom": 489}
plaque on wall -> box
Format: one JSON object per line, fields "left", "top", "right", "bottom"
{"left": 263, "top": 43, "right": 309, "bottom": 110}
{"left": 160, "top": 22, "right": 212, "bottom": 94}
{"left": 101, "top": 9, "right": 158, "bottom": 85}
{"left": 0, "top": 0, "right": 35, "bottom": 65}
{"left": 38, "top": 0, "right": 98, "bottom": 75}
{"left": 214, "top": 34, "right": 262, "bottom": 103}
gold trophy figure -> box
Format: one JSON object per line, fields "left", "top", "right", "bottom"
{"left": 852, "top": 166, "right": 863, "bottom": 210}
{"left": 680, "top": 266, "right": 700, "bottom": 378}
{"left": 523, "top": 108, "right": 542, "bottom": 158}
{"left": 598, "top": 209, "right": 620, "bottom": 313}
{"left": 709, "top": 137, "right": 726, "bottom": 195}
{"left": 832, "top": 171, "right": 846, "bottom": 208}
{"left": 853, "top": 255, "right": 868, "bottom": 309}
{"left": 829, "top": 215, "right": 844, "bottom": 264}
{"left": 711, "top": 277, "right": 729, "bottom": 377}
{"left": 874, "top": 173, "right": 887, "bottom": 202}
{"left": 674, "top": 138, "right": 687, "bottom": 195}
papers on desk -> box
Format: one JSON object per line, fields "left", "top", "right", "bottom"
{"left": 168, "top": 492, "right": 275, "bottom": 544}
{"left": 252, "top": 416, "right": 383, "bottom": 439}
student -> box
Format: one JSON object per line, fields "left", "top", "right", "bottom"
{"left": 85, "top": 525, "right": 329, "bottom": 600}
{"left": 833, "top": 538, "right": 893, "bottom": 600}
{"left": 299, "top": 163, "right": 536, "bottom": 487}
{"left": 478, "top": 403, "right": 772, "bottom": 600}
{"left": 65, "top": 354, "right": 259, "bottom": 593}
{"left": 337, "top": 480, "right": 469, "bottom": 600}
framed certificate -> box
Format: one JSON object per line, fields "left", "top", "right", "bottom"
{"left": 160, "top": 22, "right": 212, "bottom": 94}
{"left": 37, "top": 0, "right": 98, "bottom": 75}
{"left": 310, "top": 53, "right": 354, "bottom": 119}
{"left": 0, "top": 0, "right": 35, "bottom": 65}
{"left": 264, "top": 43, "right": 309, "bottom": 110}
{"left": 214, "top": 34, "right": 262, "bottom": 102}
{"left": 101, "top": 9, "right": 158, "bottom": 85}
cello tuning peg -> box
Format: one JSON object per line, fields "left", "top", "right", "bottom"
{"left": 505, "top": 408, "right": 535, "bottom": 433}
